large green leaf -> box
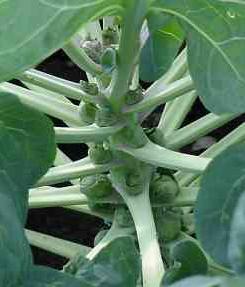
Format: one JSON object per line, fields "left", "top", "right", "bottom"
{"left": 0, "top": 194, "right": 33, "bottom": 287}
{"left": 171, "top": 276, "right": 245, "bottom": 287}
{"left": 140, "top": 15, "right": 184, "bottom": 82}
{"left": 195, "top": 144, "right": 245, "bottom": 268}
{"left": 24, "top": 266, "right": 92, "bottom": 287}
{"left": 0, "top": 92, "right": 56, "bottom": 222}
{"left": 66, "top": 236, "right": 140, "bottom": 287}
{"left": 0, "top": 92, "right": 56, "bottom": 285}
{"left": 0, "top": 0, "right": 123, "bottom": 83}
{"left": 221, "top": 276, "right": 245, "bottom": 287}
{"left": 151, "top": 0, "right": 245, "bottom": 114}
{"left": 228, "top": 191, "right": 245, "bottom": 274}
{"left": 162, "top": 240, "right": 208, "bottom": 285}
{"left": 165, "top": 276, "right": 222, "bottom": 287}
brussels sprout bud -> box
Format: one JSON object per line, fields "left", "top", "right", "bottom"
{"left": 115, "top": 206, "right": 134, "bottom": 228}
{"left": 155, "top": 209, "right": 181, "bottom": 242}
{"left": 102, "top": 27, "right": 119, "bottom": 48}
{"left": 81, "top": 38, "right": 102, "bottom": 64}
{"left": 114, "top": 16, "right": 122, "bottom": 26}
{"left": 113, "top": 124, "right": 147, "bottom": 148}
{"left": 80, "top": 80, "right": 99, "bottom": 96}
{"left": 88, "top": 143, "right": 113, "bottom": 164}
{"left": 95, "top": 106, "right": 117, "bottom": 127}
{"left": 78, "top": 103, "right": 97, "bottom": 124}
{"left": 80, "top": 174, "right": 113, "bottom": 199}
{"left": 100, "top": 48, "right": 117, "bottom": 74}
{"left": 150, "top": 173, "right": 179, "bottom": 203}
{"left": 181, "top": 213, "right": 195, "bottom": 235}
{"left": 88, "top": 201, "right": 116, "bottom": 214}
{"left": 125, "top": 87, "right": 144, "bottom": 105}
{"left": 125, "top": 170, "right": 143, "bottom": 196}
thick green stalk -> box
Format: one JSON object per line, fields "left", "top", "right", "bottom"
{"left": 158, "top": 91, "right": 197, "bottom": 135}
{"left": 118, "top": 140, "right": 210, "bottom": 173}
{"left": 25, "top": 229, "right": 90, "bottom": 259}
{"left": 176, "top": 123, "right": 245, "bottom": 187}
{"left": 29, "top": 184, "right": 196, "bottom": 209}
{"left": 140, "top": 48, "right": 188, "bottom": 122}
{"left": 124, "top": 192, "right": 164, "bottom": 287}
{"left": 86, "top": 219, "right": 134, "bottom": 260}
{"left": 165, "top": 113, "right": 236, "bottom": 150}
{"left": 0, "top": 82, "right": 81, "bottom": 126}
{"left": 130, "top": 65, "right": 140, "bottom": 90}
{"left": 20, "top": 81, "right": 84, "bottom": 127}
{"left": 145, "top": 48, "right": 188, "bottom": 98}
{"left": 55, "top": 124, "right": 124, "bottom": 144}
{"left": 54, "top": 149, "right": 80, "bottom": 185}
{"left": 109, "top": 0, "right": 148, "bottom": 112}
{"left": 29, "top": 185, "right": 88, "bottom": 208}
{"left": 158, "top": 48, "right": 188, "bottom": 86}
{"left": 201, "top": 123, "right": 245, "bottom": 158}
{"left": 103, "top": 16, "right": 114, "bottom": 29}
{"left": 111, "top": 165, "right": 164, "bottom": 287}
{"left": 54, "top": 148, "right": 73, "bottom": 166}
{"left": 63, "top": 39, "right": 103, "bottom": 78}
{"left": 24, "top": 80, "right": 74, "bottom": 105}
{"left": 124, "top": 76, "right": 194, "bottom": 114}
{"left": 29, "top": 185, "right": 124, "bottom": 208}
{"left": 18, "top": 69, "right": 90, "bottom": 101}
{"left": 36, "top": 157, "right": 116, "bottom": 187}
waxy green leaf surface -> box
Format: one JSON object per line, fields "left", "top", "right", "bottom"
{"left": 162, "top": 240, "right": 208, "bottom": 285}
{"left": 74, "top": 237, "right": 140, "bottom": 287}
{"left": 165, "top": 275, "right": 222, "bottom": 287}
{"left": 140, "top": 16, "right": 184, "bottom": 82}
{"left": 152, "top": 0, "right": 245, "bottom": 114}
{"left": 0, "top": 92, "right": 56, "bottom": 284}
{"left": 0, "top": 0, "right": 123, "bottom": 82}
{"left": 228, "top": 191, "right": 245, "bottom": 274}
{"left": 221, "top": 277, "right": 245, "bottom": 287}
{"left": 25, "top": 266, "right": 92, "bottom": 287}
{"left": 195, "top": 144, "right": 245, "bottom": 267}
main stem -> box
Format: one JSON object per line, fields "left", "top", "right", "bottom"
{"left": 107, "top": 3, "right": 165, "bottom": 285}
{"left": 124, "top": 191, "right": 164, "bottom": 287}
{"left": 109, "top": 0, "right": 147, "bottom": 112}
{"left": 86, "top": 219, "right": 134, "bottom": 261}
{"left": 111, "top": 165, "right": 165, "bottom": 287}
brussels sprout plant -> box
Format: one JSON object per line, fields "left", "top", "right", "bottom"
{"left": 0, "top": 1, "right": 245, "bottom": 287}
